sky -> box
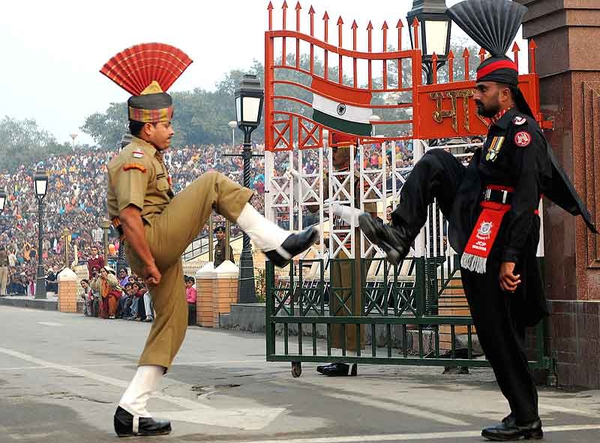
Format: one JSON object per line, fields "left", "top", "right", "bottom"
{"left": 0, "top": 0, "right": 526, "bottom": 146}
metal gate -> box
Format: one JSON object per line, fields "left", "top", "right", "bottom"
{"left": 262, "top": 2, "right": 552, "bottom": 376}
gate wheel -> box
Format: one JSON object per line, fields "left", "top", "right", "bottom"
{"left": 291, "top": 362, "right": 302, "bottom": 378}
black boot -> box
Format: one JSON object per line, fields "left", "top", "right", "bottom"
{"left": 114, "top": 406, "right": 172, "bottom": 437}
{"left": 358, "top": 214, "right": 412, "bottom": 266}
{"left": 265, "top": 227, "right": 319, "bottom": 268}
{"left": 481, "top": 417, "right": 543, "bottom": 441}
{"left": 319, "top": 363, "right": 350, "bottom": 376}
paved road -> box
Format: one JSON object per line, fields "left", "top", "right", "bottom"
{"left": 1, "top": 305, "right": 599, "bottom": 442}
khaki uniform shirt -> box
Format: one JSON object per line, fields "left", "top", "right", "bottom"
{"left": 107, "top": 137, "right": 174, "bottom": 225}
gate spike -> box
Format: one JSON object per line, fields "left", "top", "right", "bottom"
{"left": 478, "top": 47, "right": 486, "bottom": 62}
{"left": 337, "top": 16, "right": 344, "bottom": 47}
{"left": 267, "top": 2, "right": 274, "bottom": 31}
{"left": 382, "top": 21, "right": 388, "bottom": 52}
{"left": 396, "top": 19, "right": 403, "bottom": 50}
{"left": 529, "top": 39, "right": 537, "bottom": 73}
{"left": 295, "top": 2, "right": 301, "bottom": 32}
{"left": 462, "top": 47, "right": 470, "bottom": 80}
{"left": 367, "top": 20, "right": 373, "bottom": 53}
{"left": 411, "top": 17, "right": 420, "bottom": 50}
{"left": 308, "top": 5, "right": 315, "bottom": 36}
{"left": 282, "top": 1, "right": 288, "bottom": 30}
{"left": 512, "top": 42, "right": 520, "bottom": 70}
{"left": 351, "top": 20, "right": 358, "bottom": 50}
{"left": 323, "top": 11, "right": 330, "bottom": 42}
{"left": 448, "top": 50, "right": 454, "bottom": 82}
{"left": 431, "top": 52, "right": 438, "bottom": 84}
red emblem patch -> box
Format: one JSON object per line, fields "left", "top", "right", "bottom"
{"left": 514, "top": 131, "right": 531, "bottom": 147}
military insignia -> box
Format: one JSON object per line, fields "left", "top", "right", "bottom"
{"left": 476, "top": 221, "right": 493, "bottom": 240}
{"left": 514, "top": 131, "right": 532, "bottom": 147}
{"left": 513, "top": 116, "right": 527, "bottom": 126}
{"left": 485, "top": 136, "right": 505, "bottom": 162}
{"left": 123, "top": 163, "right": 147, "bottom": 173}
{"left": 132, "top": 149, "right": 145, "bottom": 158}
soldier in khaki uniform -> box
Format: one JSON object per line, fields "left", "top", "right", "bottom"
{"left": 102, "top": 43, "right": 318, "bottom": 438}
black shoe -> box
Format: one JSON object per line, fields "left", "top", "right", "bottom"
{"left": 114, "top": 406, "right": 172, "bottom": 437}
{"left": 482, "top": 418, "right": 543, "bottom": 441}
{"left": 320, "top": 363, "right": 350, "bottom": 377}
{"left": 358, "top": 214, "right": 411, "bottom": 266}
{"left": 265, "top": 227, "right": 319, "bottom": 268}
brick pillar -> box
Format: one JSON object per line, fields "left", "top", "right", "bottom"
{"left": 516, "top": 0, "right": 600, "bottom": 388}
{"left": 196, "top": 262, "right": 215, "bottom": 327}
{"left": 57, "top": 268, "right": 78, "bottom": 313}
{"left": 213, "top": 261, "right": 239, "bottom": 328}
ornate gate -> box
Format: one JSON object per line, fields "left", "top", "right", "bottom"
{"left": 262, "top": 2, "right": 551, "bottom": 376}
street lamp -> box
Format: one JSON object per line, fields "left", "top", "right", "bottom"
{"left": 0, "top": 188, "right": 6, "bottom": 212}
{"left": 70, "top": 133, "right": 78, "bottom": 151}
{"left": 33, "top": 167, "right": 48, "bottom": 299}
{"left": 101, "top": 220, "right": 111, "bottom": 261}
{"left": 234, "top": 74, "right": 264, "bottom": 303}
{"left": 407, "top": 0, "right": 453, "bottom": 85}
{"left": 369, "top": 114, "right": 382, "bottom": 137}
{"left": 228, "top": 120, "right": 237, "bottom": 148}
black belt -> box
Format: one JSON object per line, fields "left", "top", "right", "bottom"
{"left": 482, "top": 188, "right": 513, "bottom": 205}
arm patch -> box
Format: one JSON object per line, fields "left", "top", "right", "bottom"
{"left": 123, "top": 163, "right": 147, "bottom": 173}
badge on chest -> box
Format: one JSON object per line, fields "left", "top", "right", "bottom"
{"left": 485, "top": 136, "right": 505, "bottom": 162}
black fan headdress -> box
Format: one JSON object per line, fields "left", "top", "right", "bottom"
{"left": 447, "top": 0, "right": 527, "bottom": 86}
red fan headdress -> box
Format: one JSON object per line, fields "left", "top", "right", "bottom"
{"left": 100, "top": 43, "right": 193, "bottom": 123}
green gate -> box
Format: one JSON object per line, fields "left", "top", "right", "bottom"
{"left": 265, "top": 257, "right": 553, "bottom": 378}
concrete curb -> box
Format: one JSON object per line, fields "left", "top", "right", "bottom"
{"left": 0, "top": 296, "right": 58, "bottom": 311}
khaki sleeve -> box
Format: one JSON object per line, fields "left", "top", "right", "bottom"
{"left": 114, "top": 162, "right": 150, "bottom": 212}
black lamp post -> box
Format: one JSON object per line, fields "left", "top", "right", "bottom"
{"left": 117, "top": 133, "right": 132, "bottom": 272}
{"left": 33, "top": 167, "right": 48, "bottom": 299}
{"left": 407, "top": 0, "right": 453, "bottom": 85}
{"left": 234, "top": 74, "right": 264, "bottom": 303}
{"left": 0, "top": 188, "right": 6, "bottom": 213}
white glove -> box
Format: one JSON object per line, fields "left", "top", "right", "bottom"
{"left": 330, "top": 203, "right": 362, "bottom": 226}
{"left": 286, "top": 167, "right": 312, "bottom": 201}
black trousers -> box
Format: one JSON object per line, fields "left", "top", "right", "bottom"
{"left": 394, "top": 149, "right": 539, "bottom": 423}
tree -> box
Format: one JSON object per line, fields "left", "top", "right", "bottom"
{"left": 0, "top": 116, "right": 71, "bottom": 172}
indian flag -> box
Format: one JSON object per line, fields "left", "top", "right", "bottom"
{"left": 311, "top": 77, "right": 373, "bottom": 137}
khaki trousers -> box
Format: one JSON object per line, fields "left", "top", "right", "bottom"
{"left": 0, "top": 267, "right": 8, "bottom": 295}
{"left": 126, "top": 172, "right": 253, "bottom": 370}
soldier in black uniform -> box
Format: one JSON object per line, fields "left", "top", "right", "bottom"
{"left": 213, "top": 225, "right": 234, "bottom": 268}
{"left": 359, "top": 1, "right": 597, "bottom": 441}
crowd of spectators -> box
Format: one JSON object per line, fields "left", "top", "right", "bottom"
{"left": 0, "top": 143, "right": 268, "bottom": 296}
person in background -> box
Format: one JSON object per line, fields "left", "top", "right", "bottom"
{"left": 0, "top": 246, "right": 8, "bottom": 296}
{"left": 118, "top": 268, "right": 130, "bottom": 288}
{"left": 99, "top": 266, "right": 121, "bottom": 319}
{"left": 185, "top": 276, "right": 197, "bottom": 326}
{"left": 87, "top": 246, "right": 105, "bottom": 279}
{"left": 213, "top": 225, "right": 234, "bottom": 268}
{"left": 80, "top": 279, "right": 95, "bottom": 317}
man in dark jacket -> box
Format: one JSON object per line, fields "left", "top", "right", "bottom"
{"left": 359, "top": 1, "right": 597, "bottom": 440}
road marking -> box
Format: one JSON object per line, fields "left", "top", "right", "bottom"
{"left": 276, "top": 379, "right": 470, "bottom": 426}
{"left": 37, "top": 322, "right": 64, "bottom": 327}
{"left": 0, "top": 347, "right": 284, "bottom": 430}
{"left": 539, "top": 403, "right": 600, "bottom": 419}
{"left": 325, "top": 391, "right": 470, "bottom": 426}
{"left": 219, "top": 424, "right": 600, "bottom": 443}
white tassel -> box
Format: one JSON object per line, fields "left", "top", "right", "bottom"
{"left": 461, "top": 253, "right": 487, "bottom": 274}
